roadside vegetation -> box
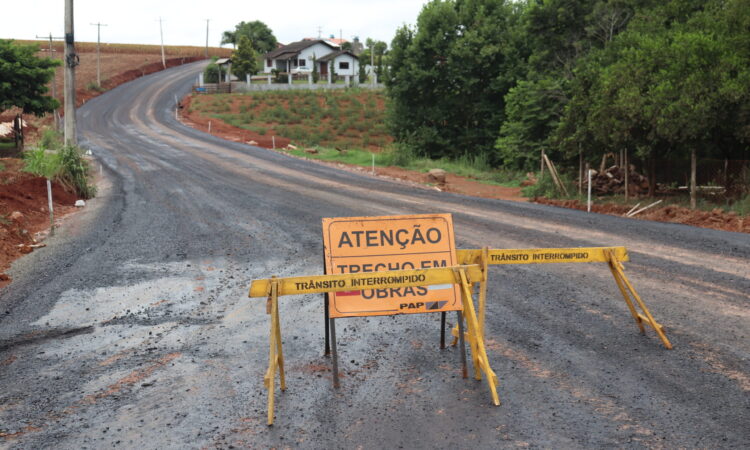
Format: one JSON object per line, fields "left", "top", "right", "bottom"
{"left": 22, "top": 128, "right": 96, "bottom": 198}
{"left": 385, "top": 0, "right": 749, "bottom": 213}
{"left": 189, "top": 89, "right": 392, "bottom": 150}
{"left": 283, "top": 145, "right": 522, "bottom": 187}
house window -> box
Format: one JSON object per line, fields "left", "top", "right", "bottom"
{"left": 298, "top": 59, "right": 306, "bottom": 67}
{"left": 267, "top": 59, "right": 271, "bottom": 66}
{"left": 339, "top": 61, "right": 349, "bottom": 70}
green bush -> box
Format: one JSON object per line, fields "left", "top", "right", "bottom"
{"left": 204, "top": 62, "right": 220, "bottom": 83}
{"left": 23, "top": 147, "right": 59, "bottom": 179}
{"left": 521, "top": 171, "right": 573, "bottom": 199}
{"left": 38, "top": 127, "right": 63, "bottom": 150}
{"left": 85, "top": 81, "right": 105, "bottom": 92}
{"left": 728, "top": 194, "right": 750, "bottom": 216}
{"left": 23, "top": 144, "right": 96, "bottom": 198}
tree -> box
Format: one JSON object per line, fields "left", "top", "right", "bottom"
{"left": 232, "top": 36, "right": 260, "bottom": 79}
{"left": 221, "top": 21, "right": 277, "bottom": 54}
{"left": 0, "top": 39, "right": 60, "bottom": 116}
{"left": 204, "top": 60, "right": 220, "bottom": 83}
{"left": 358, "top": 61, "right": 367, "bottom": 83}
{"left": 387, "top": 0, "right": 524, "bottom": 159}
{"left": 312, "top": 55, "right": 320, "bottom": 83}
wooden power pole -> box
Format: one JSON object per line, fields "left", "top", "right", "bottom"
{"left": 36, "top": 33, "right": 64, "bottom": 130}
{"left": 90, "top": 22, "right": 108, "bottom": 87}
{"left": 64, "top": 0, "right": 78, "bottom": 146}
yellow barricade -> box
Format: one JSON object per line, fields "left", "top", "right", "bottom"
{"left": 452, "top": 246, "right": 672, "bottom": 350}
{"left": 249, "top": 264, "right": 498, "bottom": 426}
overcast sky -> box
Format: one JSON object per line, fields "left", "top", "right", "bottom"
{"left": 1, "top": 0, "right": 429, "bottom": 48}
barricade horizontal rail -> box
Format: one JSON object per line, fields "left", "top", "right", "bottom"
{"left": 457, "top": 246, "right": 628, "bottom": 265}
{"left": 249, "top": 264, "right": 484, "bottom": 298}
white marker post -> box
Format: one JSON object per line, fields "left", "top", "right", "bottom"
{"left": 587, "top": 169, "right": 593, "bottom": 213}
{"left": 272, "top": 136, "right": 276, "bottom": 149}
{"left": 208, "top": 121, "right": 211, "bottom": 134}
{"left": 47, "top": 179, "right": 54, "bottom": 236}
{"left": 371, "top": 153, "right": 375, "bottom": 175}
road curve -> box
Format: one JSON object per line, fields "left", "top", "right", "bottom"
{"left": 1, "top": 62, "right": 748, "bottom": 448}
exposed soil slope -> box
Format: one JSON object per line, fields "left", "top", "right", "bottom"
{"left": 536, "top": 198, "right": 749, "bottom": 233}
{"left": 0, "top": 159, "right": 79, "bottom": 287}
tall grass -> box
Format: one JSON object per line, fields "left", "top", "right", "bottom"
{"left": 284, "top": 144, "right": 524, "bottom": 187}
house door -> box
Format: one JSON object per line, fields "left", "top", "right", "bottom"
{"left": 320, "top": 62, "right": 328, "bottom": 76}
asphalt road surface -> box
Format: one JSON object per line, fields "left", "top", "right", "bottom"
{"left": 1, "top": 62, "right": 749, "bottom": 449}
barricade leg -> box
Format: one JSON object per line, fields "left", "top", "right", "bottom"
{"left": 324, "top": 294, "right": 330, "bottom": 356}
{"left": 607, "top": 261, "right": 645, "bottom": 334}
{"left": 451, "top": 247, "right": 489, "bottom": 346}
{"left": 264, "top": 280, "right": 283, "bottom": 425}
{"left": 456, "top": 311, "right": 468, "bottom": 378}
{"left": 456, "top": 268, "right": 500, "bottom": 406}
{"left": 274, "top": 296, "right": 286, "bottom": 391}
{"left": 440, "top": 312, "right": 446, "bottom": 349}
{"left": 478, "top": 247, "right": 489, "bottom": 340}
{"left": 607, "top": 251, "right": 673, "bottom": 349}
{"left": 330, "top": 318, "right": 340, "bottom": 388}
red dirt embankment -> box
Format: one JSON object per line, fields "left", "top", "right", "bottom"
{"left": 0, "top": 159, "right": 80, "bottom": 288}
{"left": 535, "top": 198, "right": 749, "bottom": 234}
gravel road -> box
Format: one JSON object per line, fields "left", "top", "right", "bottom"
{"left": 1, "top": 62, "right": 748, "bottom": 449}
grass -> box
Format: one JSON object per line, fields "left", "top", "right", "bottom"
{"left": 189, "top": 90, "right": 524, "bottom": 187}
{"left": 283, "top": 145, "right": 524, "bottom": 187}
{"left": 22, "top": 128, "right": 96, "bottom": 198}
{"left": 192, "top": 89, "right": 390, "bottom": 151}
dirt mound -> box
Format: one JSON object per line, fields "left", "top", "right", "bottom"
{"left": 0, "top": 158, "right": 80, "bottom": 288}
{"left": 535, "top": 198, "right": 749, "bottom": 233}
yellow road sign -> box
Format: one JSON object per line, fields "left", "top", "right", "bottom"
{"left": 322, "top": 214, "right": 462, "bottom": 318}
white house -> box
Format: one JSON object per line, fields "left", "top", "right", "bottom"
{"left": 317, "top": 50, "right": 359, "bottom": 78}
{"left": 262, "top": 40, "right": 337, "bottom": 74}
{"left": 262, "top": 40, "right": 359, "bottom": 78}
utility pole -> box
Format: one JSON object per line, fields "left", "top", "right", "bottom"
{"left": 64, "top": 0, "right": 78, "bottom": 146}
{"left": 317, "top": 26, "right": 322, "bottom": 39}
{"left": 158, "top": 17, "right": 166, "bottom": 69}
{"left": 90, "top": 22, "right": 107, "bottom": 87}
{"left": 205, "top": 19, "right": 210, "bottom": 58}
{"left": 36, "top": 33, "right": 64, "bottom": 130}
{"left": 370, "top": 42, "right": 378, "bottom": 86}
